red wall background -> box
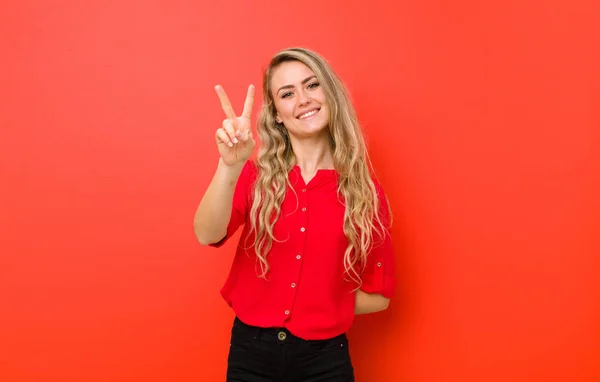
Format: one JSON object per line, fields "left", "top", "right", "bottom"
{"left": 1, "top": 1, "right": 599, "bottom": 381}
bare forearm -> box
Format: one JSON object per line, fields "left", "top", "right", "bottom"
{"left": 355, "top": 290, "right": 390, "bottom": 315}
{"left": 193, "top": 158, "right": 245, "bottom": 245}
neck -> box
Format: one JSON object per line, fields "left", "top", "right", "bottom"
{"left": 289, "top": 132, "right": 334, "bottom": 175}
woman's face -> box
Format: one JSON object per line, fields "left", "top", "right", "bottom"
{"left": 270, "top": 61, "right": 329, "bottom": 139}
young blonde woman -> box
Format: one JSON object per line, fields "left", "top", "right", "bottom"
{"left": 194, "top": 47, "right": 396, "bottom": 382}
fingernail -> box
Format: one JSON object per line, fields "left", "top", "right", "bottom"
{"left": 233, "top": 137, "right": 239, "bottom": 144}
{"left": 228, "top": 142, "right": 233, "bottom": 147}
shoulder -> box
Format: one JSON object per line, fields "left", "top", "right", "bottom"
{"left": 369, "top": 174, "right": 393, "bottom": 223}
{"left": 240, "top": 159, "right": 259, "bottom": 180}
{"left": 243, "top": 159, "right": 258, "bottom": 172}
{"left": 233, "top": 160, "right": 259, "bottom": 197}
{"left": 370, "top": 174, "right": 387, "bottom": 199}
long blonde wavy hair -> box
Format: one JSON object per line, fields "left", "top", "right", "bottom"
{"left": 247, "top": 47, "right": 391, "bottom": 286}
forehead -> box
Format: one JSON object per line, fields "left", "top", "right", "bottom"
{"left": 270, "top": 61, "right": 315, "bottom": 88}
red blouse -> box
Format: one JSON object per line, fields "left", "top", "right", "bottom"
{"left": 210, "top": 160, "right": 396, "bottom": 340}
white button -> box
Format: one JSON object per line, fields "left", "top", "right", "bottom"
{"left": 291, "top": 283, "right": 296, "bottom": 288}
{"left": 377, "top": 262, "right": 382, "bottom": 267}
{"left": 296, "top": 255, "right": 301, "bottom": 260}
{"left": 300, "top": 227, "right": 305, "bottom": 232}
{"left": 302, "top": 207, "right": 307, "bottom": 212}
{"left": 284, "top": 310, "right": 290, "bottom": 315}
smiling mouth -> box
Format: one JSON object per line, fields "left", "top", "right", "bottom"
{"left": 297, "top": 109, "right": 320, "bottom": 120}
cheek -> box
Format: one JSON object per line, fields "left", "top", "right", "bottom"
{"left": 276, "top": 102, "right": 296, "bottom": 119}
{"left": 316, "top": 89, "right": 328, "bottom": 105}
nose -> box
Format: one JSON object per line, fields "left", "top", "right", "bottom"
{"left": 297, "top": 90, "right": 311, "bottom": 106}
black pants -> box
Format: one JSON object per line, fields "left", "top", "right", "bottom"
{"left": 227, "top": 317, "right": 355, "bottom": 382}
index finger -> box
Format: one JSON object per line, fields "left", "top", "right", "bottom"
{"left": 241, "top": 84, "right": 255, "bottom": 119}
{"left": 215, "top": 85, "right": 236, "bottom": 120}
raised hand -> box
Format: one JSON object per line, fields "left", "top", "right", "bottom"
{"left": 214, "top": 84, "right": 256, "bottom": 166}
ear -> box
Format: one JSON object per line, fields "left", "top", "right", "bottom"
{"left": 275, "top": 113, "right": 283, "bottom": 123}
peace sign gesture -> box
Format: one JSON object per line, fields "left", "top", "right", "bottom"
{"left": 214, "top": 84, "right": 256, "bottom": 167}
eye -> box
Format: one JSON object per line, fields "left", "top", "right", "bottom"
{"left": 281, "top": 91, "right": 293, "bottom": 98}
{"left": 308, "top": 82, "right": 320, "bottom": 89}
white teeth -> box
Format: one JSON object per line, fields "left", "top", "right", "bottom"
{"left": 298, "top": 109, "right": 318, "bottom": 119}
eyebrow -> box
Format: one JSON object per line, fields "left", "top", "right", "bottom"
{"left": 276, "top": 75, "right": 317, "bottom": 95}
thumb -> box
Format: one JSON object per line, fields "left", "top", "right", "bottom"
{"left": 239, "top": 128, "right": 253, "bottom": 143}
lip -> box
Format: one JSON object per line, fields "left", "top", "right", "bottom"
{"left": 296, "top": 107, "right": 321, "bottom": 119}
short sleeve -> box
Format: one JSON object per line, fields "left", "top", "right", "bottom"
{"left": 209, "top": 160, "right": 256, "bottom": 248}
{"left": 359, "top": 181, "right": 396, "bottom": 298}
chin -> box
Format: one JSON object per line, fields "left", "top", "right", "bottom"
{"left": 297, "top": 126, "right": 329, "bottom": 139}
{"left": 301, "top": 118, "right": 329, "bottom": 133}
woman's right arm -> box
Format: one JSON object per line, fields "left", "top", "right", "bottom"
{"left": 193, "top": 84, "right": 255, "bottom": 246}
{"left": 193, "top": 159, "right": 245, "bottom": 245}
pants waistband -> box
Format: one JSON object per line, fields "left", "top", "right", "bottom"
{"left": 232, "top": 317, "right": 346, "bottom": 344}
